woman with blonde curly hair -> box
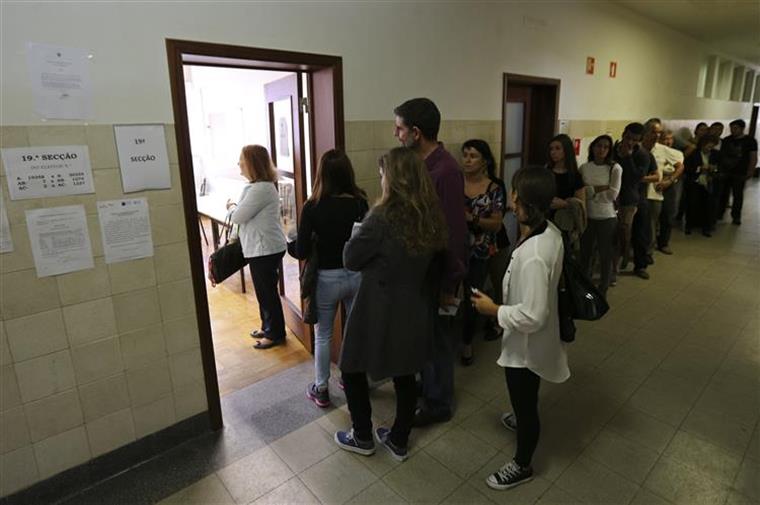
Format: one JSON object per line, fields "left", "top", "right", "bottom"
{"left": 334, "top": 146, "right": 447, "bottom": 462}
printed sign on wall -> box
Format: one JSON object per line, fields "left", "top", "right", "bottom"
{"left": 114, "top": 124, "right": 171, "bottom": 193}
{"left": 1, "top": 146, "right": 94, "bottom": 200}
{"left": 26, "top": 42, "right": 93, "bottom": 120}
{"left": 97, "top": 198, "right": 153, "bottom": 264}
{"left": 26, "top": 205, "right": 94, "bottom": 277}
{"left": 586, "top": 57, "right": 595, "bottom": 75}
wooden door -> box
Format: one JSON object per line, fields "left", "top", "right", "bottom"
{"left": 264, "top": 74, "right": 311, "bottom": 351}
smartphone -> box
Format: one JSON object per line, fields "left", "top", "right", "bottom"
{"left": 470, "top": 287, "right": 480, "bottom": 295}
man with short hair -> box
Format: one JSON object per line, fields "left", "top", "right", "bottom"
{"left": 651, "top": 128, "right": 685, "bottom": 254}
{"left": 717, "top": 119, "right": 758, "bottom": 225}
{"left": 393, "top": 98, "right": 467, "bottom": 426}
{"left": 613, "top": 123, "right": 650, "bottom": 278}
{"left": 632, "top": 121, "right": 661, "bottom": 277}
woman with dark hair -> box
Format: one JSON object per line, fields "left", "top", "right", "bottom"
{"left": 579, "top": 135, "right": 622, "bottom": 297}
{"left": 291, "top": 149, "right": 368, "bottom": 407}
{"left": 472, "top": 166, "right": 569, "bottom": 490}
{"left": 547, "top": 134, "right": 585, "bottom": 213}
{"left": 335, "top": 147, "right": 447, "bottom": 462}
{"left": 546, "top": 135, "right": 586, "bottom": 255}
{"left": 684, "top": 135, "right": 720, "bottom": 236}
{"left": 460, "top": 139, "right": 508, "bottom": 366}
{"left": 683, "top": 122, "right": 709, "bottom": 158}
{"left": 227, "top": 145, "right": 287, "bottom": 350}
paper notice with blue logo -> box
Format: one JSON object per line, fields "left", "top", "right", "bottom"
{"left": 97, "top": 198, "right": 153, "bottom": 264}
{"left": 114, "top": 124, "right": 171, "bottom": 193}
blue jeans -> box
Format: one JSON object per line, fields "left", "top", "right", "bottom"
{"left": 314, "top": 268, "right": 361, "bottom": 389}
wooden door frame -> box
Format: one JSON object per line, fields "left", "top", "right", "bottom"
{"left": 166, "top": 39, "right": 344, "bottom": 430}
{"left": 501, "top": 73, "right": 560, "bottom": 174}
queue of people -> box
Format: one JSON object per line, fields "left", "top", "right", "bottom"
{"left": 223, "top": 102, "right": 756, "bottom": 492}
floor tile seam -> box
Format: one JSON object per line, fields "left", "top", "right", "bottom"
{"left": 273, "top": 438, "right": 338, "bottom": 477}
{"left": 552, "top": 467, "right": 641, "bottom": 505}
{"left": 664, "top": 353, "right": 748, "bottom": 487}
{"left": 419, "top": 437, "right": 497, "bottom": 483}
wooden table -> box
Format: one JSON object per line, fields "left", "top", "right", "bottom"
{"left": 197, "top": 195, "right": 247, "bottom": 293}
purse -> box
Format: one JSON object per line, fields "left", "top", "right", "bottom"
{"left": 557, "top": 245, "right": 609, "bottom": 343}
{"left": 208, "top": 214, "right": 247, "bottom": 286}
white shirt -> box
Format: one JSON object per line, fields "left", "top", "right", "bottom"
{"left": 497, "top": 221, "right": 570, "bottom": 383}
{"left": 579, "top": 161, "right": 622, "bottom": 220}
{"left": 230, "top": 181, "right": 287, "bottom": 258}
{"left": 648, "top": 143, "right": 683, "bottom": 201}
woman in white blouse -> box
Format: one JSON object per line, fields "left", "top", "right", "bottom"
{"left": 472, "top": 166, "right": 569, "bottom": 491}
{"left": 578, "top": 135, "right": 622, "bottom": 297}
{"left": 227, "top": 145, "right": 287, "bottom": 350}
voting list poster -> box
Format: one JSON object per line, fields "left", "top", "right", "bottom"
{"left": 114, "top": 124, "right": 171, "bottom": 193}
{"left": 26, "top": 205, "right": 94, "bottom": 277}
{"left": 2, "top": 145, "right": 94, "bottom": 200}
{"left": 97, "top": 198, "right": 154, "bottom": 264}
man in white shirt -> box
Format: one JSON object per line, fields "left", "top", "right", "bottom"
{"left": 651, "top": 128, "right": 685, "bottom": 254}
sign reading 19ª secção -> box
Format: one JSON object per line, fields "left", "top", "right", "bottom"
{"left": 114, "top": 124, "right": 171, "bottom": 193}
{"left": 1, "top": 145, "right": 95, "bottom": 200}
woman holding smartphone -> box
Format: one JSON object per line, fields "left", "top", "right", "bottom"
{"left": 471, "top": 166, "right": 570, "bottom": 490}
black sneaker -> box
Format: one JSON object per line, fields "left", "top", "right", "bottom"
{"left": 334, "top": 429, "right": 375, "bottom": 456}
{"left": 500, "top": 412, "right": 517, "bottom": 432}
{"left": 486, "top": 460, "right": 533, "bottom": 490}
{"left": 307, "top": 383, "right": 330, "bottom": 408}
{"left": 412, "top": 407, "right": 451, "bottom": 427}
{"left": 375, "top": 427, "right": 408, "bottom": 462}
{"left": 633, "top": 269, "right": 650, "bottom": 280}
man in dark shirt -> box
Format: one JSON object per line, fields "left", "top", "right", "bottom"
{"left": 613, "top": 122, "right": 647, "bottom": 276}
{"left": 631, "top": 122, "right": 661, "bottom": 278}
{"left": 393, "top": 98, "right": 467, "bottom": 426}
{"left": 717, "top": 119, "right": 758, "bottom": 225}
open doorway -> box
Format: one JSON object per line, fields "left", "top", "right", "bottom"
{"left": 166, "top": 40, "right": 344, "bottom": 429}
{"left": 501, "top": 73, "right": 560, "bottom": 246}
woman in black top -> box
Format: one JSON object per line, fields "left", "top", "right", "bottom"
{"left": 684, "top": 135, "right": 719, "bottom": 236}
{"left": 547, "top": 134, "right": 586, "bottom": 251}
{"left": 291, "top": 150, "right": 368, "bottom": 408}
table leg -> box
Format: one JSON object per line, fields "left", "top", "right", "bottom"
{"left": 211, "top": 221, "right": 220, "bottom": 250}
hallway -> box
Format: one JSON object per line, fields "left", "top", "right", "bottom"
{"left": 56, "top": 181, "right": 759, "bottom": 505}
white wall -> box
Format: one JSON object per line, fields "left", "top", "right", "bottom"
{"left": 1, "top": 1, "right": 755, "bottom": 125}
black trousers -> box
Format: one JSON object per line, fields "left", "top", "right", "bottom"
{"left": 248, "top": 250, "right": 286, "bottom": 341}
{"left": 685, "top": 180, "right": 715, "bottom": 233}
{"left": 632, "top": 198, "right": 651, "bottom": 271}
{"left": 462, "top": 257, "right": 489, "bottom": 345}
{"left": 505, "top": 367, "right": 541, "bottom": 467}
{"left": 716, "top": 173, "right": 747, "bottom": 222}
{"left": 342, "top": 372, "right": 417, "bottom": 447}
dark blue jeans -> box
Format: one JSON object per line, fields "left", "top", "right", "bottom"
{"left": 632, "top": 199, "right": 651, "bottom": 271}
{"left": 421, "top": 314, "right": 457, "bottom": 416}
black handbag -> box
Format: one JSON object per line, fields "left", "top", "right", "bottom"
{"left": 557, "top": 251, "right": 609, "bottom": 343}
{"left": 208, "top": 215, "right": 247, "bottom": 286}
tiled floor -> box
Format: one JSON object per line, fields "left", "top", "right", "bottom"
{"left": 85, "top": 183, "right": 760, "bottom": 504}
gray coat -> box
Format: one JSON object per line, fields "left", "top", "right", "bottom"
{"left": 339, "top": 210, "right": 439, "bottom": 380}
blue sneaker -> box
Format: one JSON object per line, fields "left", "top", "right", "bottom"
{"left": 374, "top": 427, "right": 408, "bottom": 462}
{"left": 334, "top": 429, "right": 375, "bottom": 456}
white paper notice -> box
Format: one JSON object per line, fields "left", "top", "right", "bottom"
{"left": 26, "top": 205, "right": 94, "bottom": 277}
{"left": 114, "top": 124, "right": 171, "bottom": 193}
{"left": 2, "top": 146, "right": 94, "bottom": 200}
{"left": 97, "top": 198, "right": 153, "bottom": 264}
{"left": 0, "top": 201, "right": 14, "bottom": 253}
{"left": 27, "top": 42, "right": 93, "bottom": 120}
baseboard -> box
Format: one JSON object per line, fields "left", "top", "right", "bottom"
{"left": 1, "top": 412, "right": 211, "bottom": 505}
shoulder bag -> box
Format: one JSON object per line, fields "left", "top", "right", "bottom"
{"left": 208, "top": 214, "right": 247, "bottom": 286}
